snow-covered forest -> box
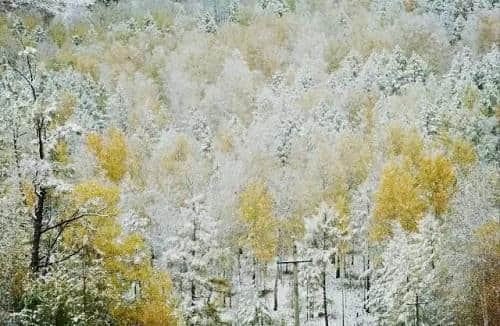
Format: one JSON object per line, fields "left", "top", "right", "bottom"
{"left": 0, "top": 0, "right": 498, "bottom": 325}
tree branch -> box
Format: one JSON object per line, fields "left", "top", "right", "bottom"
{"left": 41, "top": 211, "right": 109, "bottom": 234}
{"left": 40, "top": 246, "right": 85, "bottom": 268}
{"left": 6, "top": 59, "right": 37, "bottom": 101}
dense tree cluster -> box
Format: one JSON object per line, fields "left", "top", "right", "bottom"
{"left": 0, "top": 0, "right": 498, "bottom": 325}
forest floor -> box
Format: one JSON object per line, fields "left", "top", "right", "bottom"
{"left": 219, "top": 254, "right": 373, "bottom": 325}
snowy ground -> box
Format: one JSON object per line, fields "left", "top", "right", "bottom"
{"left": 219, "top": 254, "right": 373, "bottom": 325}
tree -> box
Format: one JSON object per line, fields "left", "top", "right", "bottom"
{"left": 299, "top": 202, "right": 345, "bottom": 326}
{"left": 368, "top": 214, "right": 442, "bottom": 325}
{"left": 0, "top": 19, "right": 107, "bottom": 274}
{"left": 165, "top": 194, "right": 221, "bottom": 325}
{"left": 239, "top": 180, "right": 278, "bottom": 265}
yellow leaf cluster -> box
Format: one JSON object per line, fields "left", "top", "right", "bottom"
{"left": 163, "top": 135, "right": 190, "bottom": 173}
{"left": 0, "top": 14, "right": 10, "bottom": 47}
{"left": 112, "top": 269, "right": 177, "bottom": 326}
{"left": 372, "top": 163, "right": 427, "bottom": 239}
{"left": 239, "top": 180, "right": 278, "bottom": 263}
{"left": 461, "top": 84, "right": 479, "bottom": 111}
{"left": 451, "top": 139, "right": 477, "bottom": 167}
{"left": 215, "top": 130, "right": 234, "bottom": 153}
{"left": 46, "top": 51, "right": 100, "bottom": 81}
{"left": 51, "top": 140, "right": 70, "bottom": 165}
{"left": 469, "top": 221, "right": 500, "bottom": 324}
{"left": 68, "top": 181, "right": 177, "bottom": 325}
{"left": 96, "top": 229, "right": 178, "bottom": 325}
{"left": 372, "top": 130, "right": 457, "bottom": 240}
{"left": 128, "top": 149, "right": 146, "bottom": 190}
{"left": 73, "top": 180, "right": 120, "bottom": 209}
{"left": 48, "top": 21, "right": 68, "bottom": 48}
{"left": 87, "top": 128, "right": 128, "bottom": 183}
{"left": 21, "top": 181, "right": 37, "bottom": 208}
{"left": 23, "top": 14, "right": 42, "bottom": 31}
{"left": 389, "top": 126, "right": 423, "bottom": 166}
{"left": 417, "top": 155, "right": 456, "bottom": 216}
{"left": 51, "top": 92, "right": 76, "bottom": 128}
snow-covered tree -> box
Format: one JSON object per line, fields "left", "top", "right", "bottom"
{"left": 299, "top": 202, "right": 346, "bottom": 325}
{"left": 165, "top": 194, "right": 222, "bottom": 324}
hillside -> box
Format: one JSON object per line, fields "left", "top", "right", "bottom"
{"left": 0, "top": 0, "right": 498, "bottom": 325}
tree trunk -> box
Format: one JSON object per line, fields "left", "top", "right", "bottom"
{"left": 274, "top": 262, "right": 278, "bottom": 311}
{"left": 336, "top": 254, "right": 341, "bottom": 279}
{"left": 30, "top": 187, "right": 46, "bottom": 272}
{"left": 366, "top": 256, "right": 370, "bottom": 313}
{"left": 238, "top": 248, "right": 242, "bottom": 285}
{"left": 322, "top": 267, "right": 329, "bottom": 326}
{"left": 30, "top": 120, "right": 46, "bottom": 273}
{"left": 191, "top": 279, "right": 195, "bottom": 305}
{"left": 293, "top": 261, "right": 300, "bottom": 326}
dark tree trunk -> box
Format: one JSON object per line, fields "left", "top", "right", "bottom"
{"left": 322, "top": 268, "right": 329, "bottom": 326}
{"left": 274, "top": 262, "right": 278, "bottom": 311}
{"left": 336, "top": 254, "right": 341, "bottom": 279}
{"left": 238, "top": 248, "right": 242, "bottom": 285}
{"left": 30, "top": 187, "right": 46, "bottom": 272}
{"left": 191, "top": 280, "right": 195, "bottom": 305}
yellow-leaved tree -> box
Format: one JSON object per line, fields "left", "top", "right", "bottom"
{"left": 64, "top": 180, "right": 178, "bottom": 325}
{"left": 371, "top": 129, "right": 457, "bottom": 240}
{"left": 87, "top": 128, "right": 128, "bottom": 183}
{"left": 372, "top": 162, "right": 427, "bottom": 239}
{"left": 468, "top": 221, "right": 500, "bottom": 325}
{"left": 72, "top": 128, "right": 179, "bottom": 325}
{"left": 239, "top": 180, "right": 278, "bottom": 263}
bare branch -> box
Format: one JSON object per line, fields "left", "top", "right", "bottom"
{"left": 6, "top": 59, "right": 37, "bottom": 101}
{"left": 40, "top": 246, "right": 85, "bottom": 268}
{"left": 41, "top": 211, "right": 109, "bottom": 234}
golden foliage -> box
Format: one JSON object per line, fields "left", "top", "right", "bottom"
{"left": 48, "top": 21, "right": 68, "bottom": 48}
{"left": 0, "top": 14, "right": 9, "bottom": 47}
{"left": 51, "top": 92, "right": 76, "bottom": 128}
{"left": 373, "top": 129, "right": 457, "bottom": 240}
{"left": 22, "top": 181, "right": 37, "bottom": 208}
{"left": 216, "top": 130, "right": 234, "bottom": 153}
{"left": 478, "top": 14, "right": 500, "bottom": 54}
{"left": 239, "top": 180, "right": 278, "bottom": 263}
{"left": 47, "top": 51, "right": 100, "bottom": 81}
{"left": 87, "top": 128, "right": 128, "bottom": 183}
{"left": 163, "top": 135, "right": 191, "bottom": 173}
{"left": 452, "top": 139, "right": 477, "bottom": 167}
{"left": 128, "top": 149, "right": 146, "bottom": 190}
{"left": 461, "top": 84, "right": 480, "bottom": 111}
{"left": 363, "top": 95, "right": 377, "bottom": 136}
{"left": 327, "top": 181, "right": 350, "bottom": 221}
{"left": 112, "top": 269, "right": 177, "bottom": 326}
{"left": 324, "top": 39, "right": 349, "bottom": 73}
{"left": 416, "top": 155, "right": 456, "bottom": 216}
{"left": 73, "top": 180, "right": 120, "bottom": 209}
{"left": 51, "top": 140, "right": 70, "bottom": 165}
{"left": 389, "top": 126, "right": 423, "bottom": 166}
{"left": 23, "top": 14, "right": 42, "bottom": 32}
{"left": 67, "top": 181, "right": 177, "bottom": 325}
{"left": 185, "top": 41, "right": 228, "bottom": 84}
{"left": 466, "top": 221, "right": 500, "bottom": 325}
{"left": 372, "top": 163, "right": 427, "bottom": 239}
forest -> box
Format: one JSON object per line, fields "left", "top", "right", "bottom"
{"left": 0, "top": 0, "right": 498, "bottom": 325}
